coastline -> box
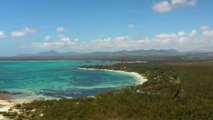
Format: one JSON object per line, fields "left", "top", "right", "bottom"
{"left": 0, "top": 92, "right": 15, "bottom": 120}
{"left": 0, "top": 92, "right": 14, "bottom": 112}
{"left": 0, "top": 101, "right": 13, "bottom": 120}
{"left": 0, "top": 100, "right": 15, "bottom": 112}
{"left": 0, "top": 67, "right": 147, "bottom": 119}
{"left": 0, "top": 92, "right": 52, "bottom": 119}
{"left": 78, "top": 67, "right": 148, "bottom": 85}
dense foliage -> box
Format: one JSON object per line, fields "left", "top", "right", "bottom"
{"left": 14, "top": 62, "right": 213, "bottom": 120}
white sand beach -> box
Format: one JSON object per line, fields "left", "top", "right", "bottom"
{"left": 0, "top": 100, "right": 15, "bottom": 111}
{"left": 0, "top": 93, "right": 47, "bottom": 120}
{"left": 0, "top": 100, "right": 15, "bottom": 120}
{"left": 78, "top": 68, "right": 148, "bottom": 85}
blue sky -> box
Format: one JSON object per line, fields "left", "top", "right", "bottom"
{"left": 0, "top": 0, "right": 213, "bottom": 56}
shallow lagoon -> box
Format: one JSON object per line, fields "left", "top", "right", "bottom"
{"left": 0, "top": 61, "right": 138, "bottom": 99}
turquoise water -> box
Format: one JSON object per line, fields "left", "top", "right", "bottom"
{"left": 0, "top": 61, "right": 138, "bottom": 99}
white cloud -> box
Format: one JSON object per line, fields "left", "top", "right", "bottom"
{"left": 172, "top": 0, "right": 197, "bottom": 6}
{"left": 153, "top": 0, "right": 197, "bottom": 13}
{"left": 201, "top": 26, "right": 210, "bottom": 31}
{"left": 128, "top": 24, "right": 136, "bottom": 29}
{"left": 11, "top": 27, "right": 37, "bottom": 37}
{"left": 11, "top": 31, "right": 26, "bottom": 37}
{"left": 203, "top": 30, "right": 213, "bottom": 38}
{"left": 44, "top": 36, "right": 51, "bottom": 41}
{"left": 189, "top": 30, "right": 197, "bottom": 37}
{"left": 28, "top": 26, "right": 213, "bottom": 51}
{"left": 201, "top": 26, "right": 213, "bottom": 40}
{"left": 155, "top": 33, "right": 177, "bottom": 40}
{"left": 0, "top": 31, "right": 6, "bottom": 38}
{"left": 153, "top": 1, "right": 172, "bottom": 13}
{"left": 154, "top": 33, "right": 177, "bottom": 44}
{"left": 23, "top": 27, "right": 36, "bottom": 33}
{"left": 56, "top": 27, "right": 65, "bottom": 33}
{"left": 74, "top": 38, "right": 79, "bottom": 42}
{"left": 178, "top": 31, "right": 185, "bottom": 37}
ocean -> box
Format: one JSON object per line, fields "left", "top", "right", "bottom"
{"left": 0, "top": 60, "right": 138, "bottom": 100}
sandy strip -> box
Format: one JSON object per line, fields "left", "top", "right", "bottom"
{"left": 0, "top": 100, "right": 15, "bottom": 111}
{"left": 0, "top": 100, "right": 16, "bottom": 120}
{"left": 0, "top": 93, "right": 40, "bottom": 120}
{"left": 79, "top": 68, "right": 148, "bottom": 85}
{"left": 0, "top": 94, "right": 48, "bottom": 120}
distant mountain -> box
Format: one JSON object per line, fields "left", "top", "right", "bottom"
{"left": 37, "top": 50, "right": 61, "bottom": 56}
{"left": 84, "top": 49, "right": 180, "bottom": 57}
{"left": 3, "top": 49, "right": 211, "bottom": 61}
{"left": 114, "top": 49, "right": 179, "bottom": 56}
{"left": 17, "top": 49, "right": 180, "bottom": 57}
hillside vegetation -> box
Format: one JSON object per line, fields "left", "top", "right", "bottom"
{"left": 11, "top": 62, "right": 213, "bottom": 120}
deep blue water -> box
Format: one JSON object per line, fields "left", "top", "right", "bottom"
{"left": 0, "top": 61, "right": 138, "bottom": 99}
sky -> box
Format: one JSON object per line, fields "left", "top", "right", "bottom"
{"left": 0, "top": 0, "right": 213, "bottom": 56}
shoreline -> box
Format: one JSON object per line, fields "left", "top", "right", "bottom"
{"left": 0, "top": 67, "right": 147, "bottom": 119}
{"left": 78, "top": 67, "right": 148, "bottom": 85}
{"left": 0, "top": 92, "right": 14, "bottom": 113}
{"left": 0, "top": 92, "right": 52, "bottom": 119}
{"left": 0, "top": 97, "right": 15, "bottom": 120}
